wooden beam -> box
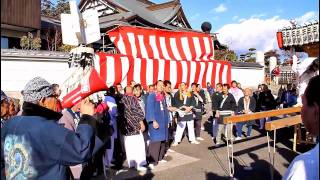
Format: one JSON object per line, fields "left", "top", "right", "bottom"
{"left": 223, "top": 107, "right": 301, "bottom": 124}
{"left": 265, "top": 115, "right": 301, "bottom": 131}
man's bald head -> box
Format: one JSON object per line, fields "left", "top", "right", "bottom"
{"left": 244, "top": 88, "right": 252, "bottom": 97}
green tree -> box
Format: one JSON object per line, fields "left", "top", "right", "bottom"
{"left": 31, "top": 37, "right": 42, "bottom": 50}
{"left": 244, "top": 47, "right": 257, "bottom": 63}
{"left": 40, "top": 0, "right": 71, "bottom": 51}
{"left": 20, "top": 32, "right": 41, "bottom": 50}
{"left": 224, "top": 50, "right": 238, "bottom": 62}
{"left": 20, "top": 36, "right": 30, "bottom": 49}
{"left": 58, "top": 44, "right": 76, "bottom": 52}
{"left": 54, "top": 0, "right": 70, "bottom": 16}
{"left": 239, "top": 54, "right": 246, "bottom": 61}
{"left": 248, "top": 48, "right": 256, "bottom": 52}
{"left": 41, "top": 0, "right": 55, "bottom": 17}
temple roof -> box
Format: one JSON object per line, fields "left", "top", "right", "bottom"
{"left": 79, "top": 0, "right": 193, "bottom": 31}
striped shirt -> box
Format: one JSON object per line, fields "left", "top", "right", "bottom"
{"left": 121, "top": 95, "right": 145, "bottom": 136}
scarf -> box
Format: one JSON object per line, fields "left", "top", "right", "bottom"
{"left": 156, "top": 92, "right": 164, "bottom": 102}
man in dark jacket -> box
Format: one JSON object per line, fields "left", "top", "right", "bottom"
{"left": 191, "top": 83, "right": 206, "bottom": 141}
{"left": 258, "top": 84, "right": 276, "bottom": 129}
{"left": 281, "top": 83, "right": 292, "bottom": 108}
{"left": 215, "top": 84, "right": 237, "bottom": 147}
{"left": 163, "top": 80, "right": 177, "bottom": 153}
{"left": 211, "top": 83, "right": 222, "bottom": 141}
{"left": 1, "top": 77, "right": 105, "bottom": 180}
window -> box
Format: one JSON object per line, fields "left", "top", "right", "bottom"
{"left": 1, "top": 37, "right": 9, "bottom": 49}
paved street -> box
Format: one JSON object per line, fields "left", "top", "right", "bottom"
{"left": 94, "top": 108, "right": 312, "bottom": 180}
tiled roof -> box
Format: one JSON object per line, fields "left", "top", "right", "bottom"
{"left": 79, "top": 0, "right": 193, "bottom": 31}
{"left": 1, "top": 49, "right": 69, "bottom": 62}
{"left": 231, "top": 62, "right": 264, "bottom": 68}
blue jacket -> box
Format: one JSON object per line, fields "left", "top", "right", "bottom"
{"left": 145, "top": 93, "right": 169, "bottom": 142}
{"left": 1, "top": 102, "right": 103, "bottom": 180}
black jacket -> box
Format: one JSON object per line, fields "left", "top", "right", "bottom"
{"left": 172, "top": 91, "right": 196, "bottom": 121}
{"left": 192, "top": 91, "right": 205, "bottom": 120}
{"left": 172, "top": 91, "right": 196, "bottom": 108}
{"left": 216, "top": 93, "right": 237, "bottom": 112}
{"left": 237, "top": 97, "right": 256, "bottom": 114}
{"left": 258, "top": 90, "right": 276, "bottom": 111}
{"left": 211, "top": 92, "right": 222, "bottom": 111}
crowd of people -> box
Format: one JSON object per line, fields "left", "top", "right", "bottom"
{"left": 1, "top": 75, "right": 318, "bottom": 179}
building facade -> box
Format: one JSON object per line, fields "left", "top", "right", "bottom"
{"left": 1, "top": 0, "right": 41, "bottom": 49}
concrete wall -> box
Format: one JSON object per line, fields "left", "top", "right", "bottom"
{"left": 1, "top": 49, "right": 265, "bottom": 98}
{"left": 1, "top": 60, "right": 70, "bottom": 92}
{"left": 2, "top": 60, "right": 265, "bottom": 93}
{"left": 231, "top": 67, "right": 265, "bottom": 89}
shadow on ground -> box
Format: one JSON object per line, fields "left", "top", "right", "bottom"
{"left": 205, "top": 151, "right": 283, "bottom": 180}
{"left": 92, "top": 167, "right": 155, "bottom": 180}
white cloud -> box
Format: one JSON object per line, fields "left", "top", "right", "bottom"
{"left": 238, "top": 18, "right": 246, "bottom": 22}
{"left": 232, "top": 16, "right": 238, "bottom": 21}
{"left": 250, "top": 13, "right": 266, "bottom": 19}
{"left": 190, "top": 13, "right": 200, "bottom": 20}
{"left": 211, "top": 4, "right": 227, "bottom": 13}
{"left": 295, "top": 11, "right": 318, "bottom": 24}
{"left": 216, "top": 15, "right": 295, "bottom": 53}
{"left": 217, "top": 11, "right": 318, "bottom": 53}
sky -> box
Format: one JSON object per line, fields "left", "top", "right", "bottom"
{"left": 152, "top": 0, "right": 319, "bottom": 55}
{"left": 70, "top": 0, "right": 319, "bottom": 55}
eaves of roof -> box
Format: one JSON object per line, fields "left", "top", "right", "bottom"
{"left": 150, "top": 4, "right": 181, "bottom": 23}
{"left": 1, "top": 49, "right": 68, "bottom": 62}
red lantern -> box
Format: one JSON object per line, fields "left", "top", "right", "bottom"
{"left": 277, "top": 31, "right": 284, "bottom": 49}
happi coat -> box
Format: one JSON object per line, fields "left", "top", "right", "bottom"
{"left": 145, "top": 93, "right": 170, "bottom": 142}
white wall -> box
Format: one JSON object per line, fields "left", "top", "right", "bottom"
{"left": 256, "top": 51, "right": 264, "bottom": 66}
{"left": 1, "top": 60, "right": 265, "bottom": 95}
{"left": 1, "top": 60, "right": 70, "bottom": 92}
{"left": 231, "top": 67, "right": 265, "bottom": 89}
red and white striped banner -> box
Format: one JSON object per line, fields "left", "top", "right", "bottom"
{"left": 108, "top": 26, "right": 215, "bottom": 61}
{"left": 95, "top": 53, "right": 231, "bottom": 89}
